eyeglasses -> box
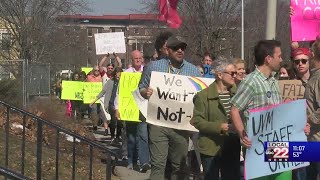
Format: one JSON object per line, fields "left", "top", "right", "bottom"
{"left": 107, "top": 68, "right": 114, "bottom": 70}
{"left": 223, "top": 71, "right": 237, "bottom": 77}
{"left": 171, "top": 45, "right": 186, "bottom": 51}
{"left": 294, "top": 59, "right": 308, "bottom": 65}
{"left": 200, "top": 71, "right": 204, "bottom": 74}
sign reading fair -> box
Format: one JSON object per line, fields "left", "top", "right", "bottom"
{"left": 278, "top": 80, "right": 305, "bottom": 102}
{"left": 147, "top": 72, "right": 214, "bottom": 132}
{"left": 245, "top": 100, "right": 309, "bottom": 179}
{"left": 94, "top": 32, "right": 126, "bottom": 55}
{"left": 291, "top": 0, "right": 320, "bottom": 41}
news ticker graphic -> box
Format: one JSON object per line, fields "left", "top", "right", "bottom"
{"left": 264, "top": 142, "right": 320, "bottom": 162}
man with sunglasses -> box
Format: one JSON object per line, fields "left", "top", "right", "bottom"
{"left": 291, "top": 48, "right": 310, "bottom": 87}
{"left": 138, "top": 36, "right": 201, "bottom": 180}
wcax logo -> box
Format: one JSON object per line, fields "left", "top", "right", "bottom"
{"left": 265, "top": 142, "right": 289, "bottom": 162}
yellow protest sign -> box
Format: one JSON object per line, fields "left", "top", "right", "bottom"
{"left": 81, "top": 67, "right": 93, "bottom": 75}
{"left": 61, "top": 81, "right": 84, "bottom": 100}
{"left": 119, "top": 72, "right": 142, "bottom": 122}
{"left": 83, "top": 82, "right": 103, "bottom": 104}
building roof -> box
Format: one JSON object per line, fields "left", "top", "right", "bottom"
{"left": 58, "top": 14, "right": 158, "bottom": 21}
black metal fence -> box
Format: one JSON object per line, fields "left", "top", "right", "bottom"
{"left": 0, "top": 100, "right": 118, "bottom": 180}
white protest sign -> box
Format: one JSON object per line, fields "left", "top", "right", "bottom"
{"left": 245, "top": 99, "right": 309, "bottom": 179}
{"left": 94, "top": 32, "right": 126, "bottom": 55}
{"left": 147, "top": 72, "right": 215, "bottom": 132}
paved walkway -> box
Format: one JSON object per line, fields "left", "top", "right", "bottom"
{"left": 92, "top": 126, "right": 150, "bottom": 180}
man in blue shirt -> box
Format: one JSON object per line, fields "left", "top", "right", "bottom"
{"left": 139, "top": 36, "right": 201, "bottom": 180}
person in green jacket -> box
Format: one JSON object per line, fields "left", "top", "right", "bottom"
{"left": 191, "top": 56, "right": 240, "bottom": 180}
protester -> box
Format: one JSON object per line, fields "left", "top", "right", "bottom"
{"left": 99, "top": 52, "right": 122, "bottom": 84}
{"left": 233, "top": 58, "right": 246, "bottom": 86}
{"left": 139, "top": 36, "right": 201, "bottom": 179}
{"left": 70, "top": 72, "right": 83, "bottom": 120}
{"left": 87, "top": 66, "right": 102, "bottom": 131}
{"left": 291, "top": 48, "right": 311, "bottom": 86}
{"left": 90, "top": 67, "right": 124, "bottom": 138}
{"left": 229, "top": 40, "right": 292, "bottom": 179}
{"left": 154, "top": 31, "right": 174, "bottom": 60}
{"left": 279, "top": 62, "right": 296, "bottom": 80}
{"left": 191, "top": 56, "right": 240, "bottom": 180}
{"left": 114, "top": 50, "right": 150, "bottom": 172}
{"left": 305, "top": 39, "right": 320, "bottom": 180}
{"left": 202, "top": 52, "right": 214, "bottom": 65}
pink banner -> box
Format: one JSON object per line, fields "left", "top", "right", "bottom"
{"left": 291, "top": 0, "right": 320, "bottom": 41}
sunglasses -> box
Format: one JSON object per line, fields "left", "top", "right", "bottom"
{"left": 223, "top": 71, "right": 237, "bottom": 77}
{"left": 294, "top": 59, "right": 308, "bottom": 65}
{"left": 171, "top": 45, "right": 186, "bottom": 51}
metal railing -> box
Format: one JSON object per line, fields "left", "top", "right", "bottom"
{"left": 0, "top": 100, "right": 118, "bottom": 180}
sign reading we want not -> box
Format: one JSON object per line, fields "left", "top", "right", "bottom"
{"left": 245, "top": 100, "right": 309, "bottom": 179}
{"left": 147, "top": 72, "right": 215, "bottom": 132}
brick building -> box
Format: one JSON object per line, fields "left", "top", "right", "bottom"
{"left": 58, "top": 14, "right": 167, "bottom": 68}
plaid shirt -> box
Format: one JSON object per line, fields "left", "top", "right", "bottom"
{"left": 230, "top": 68, "right": 282, "bottom": 120}
{"left": 139, "top": 58, "right": 201, "bottom": 89}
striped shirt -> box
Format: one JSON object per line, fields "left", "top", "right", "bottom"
{"left": 219, "top": 93, "right": 231, "bottom": 122}
{"left": 230, "top": 67, "right": 282, "bottom": 120}
{"left": 139, "top": 58, "right": 201, "bottom": 89}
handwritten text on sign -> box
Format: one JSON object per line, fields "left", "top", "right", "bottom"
{"left": 147, "top": 72, "right": 215, "bottom": 131}
{"left": 278, "top": 80, "right": 305, "bottom": 102}
{"left": 94, "top": 32, "right": 126, "bottom": 55}
{"left": 83, "top": 82, "right": 102, "bottom": 104}
{"left": 291, "top": 0, "right": 320, "bottom": 41}
{"left": 245, "top": 100, "right": 309, "bottom": 179}
{"left": 118, "top": 72, "right": 141, "bottom": 122}
{"left": 61, "top": 81, "right": 84, "bottom": 100}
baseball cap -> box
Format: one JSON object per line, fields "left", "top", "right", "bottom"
{"left": 166, "top": 36, "right": 187, "bottom": 48}
{"left": 291, "top": 48, "right": 310, "bottom": 58}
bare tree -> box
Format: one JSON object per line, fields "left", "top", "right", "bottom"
{"left": 0, "top": 0, "right": 88, "bottom": 77}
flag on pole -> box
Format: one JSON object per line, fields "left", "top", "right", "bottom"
{"left": 158, "top": 0, "right": 182, "bottom": 29}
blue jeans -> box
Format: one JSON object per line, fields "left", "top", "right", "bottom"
{"left": 137, "top": 122, "right": 150, "bottom": 165}
{"left": 293, "top": 167, "right": 306, "bottom": 180}
{"left": 126, "top": 122, "right": 138, "bottom": 165}
{"left": 307, "top": 162, "right": 320, "bottom": 180}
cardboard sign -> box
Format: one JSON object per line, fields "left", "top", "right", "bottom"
{"left": 278, "top": 80, "right": 305, "bottom": 102}
{"left": 147, "top": 72, "right": 215, "bottom": 131}
{"left": 291, "top": 0, "right": 320, "bottom": 41}
{"left": 61, "top": 81, "right": 84, "bottom": 100}
{"left": 94, "top": 32, "right": 126, "bottom": 55}
{"left": 245, "top": 100, "right": 309, "bottom": 179}
{"left": 118, "top": 72, "right": 142, "bottom": 122}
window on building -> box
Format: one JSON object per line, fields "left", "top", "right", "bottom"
{"left": 97, "top": 28, "right": 103, "bottom": 33}
{"left": 133, "top": 29, "right": 139, "bottom": 34}
{"left": 87, "top": 28, "right": 93, "bottom": 37}
{"left": 1, "top": 33, "right": 11, "bottom": 51}
{"left": 111, "top": 27, "right": 123, "bottom": 32}
{"left": 87, "top": 42, "right": 92, "bottom": 51}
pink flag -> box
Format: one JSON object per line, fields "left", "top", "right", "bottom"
{"left": 159, "top": 0, "right": 182, "bottom": 29}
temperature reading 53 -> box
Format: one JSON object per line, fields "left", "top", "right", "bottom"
{"left": 293, "top": 152, "right": 302, "bottom": 157}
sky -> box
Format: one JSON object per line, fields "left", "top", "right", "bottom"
{"left": 87, "top": 0, "right": 143, "bottom": 15}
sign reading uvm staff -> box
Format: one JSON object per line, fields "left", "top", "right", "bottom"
{"left": 147, "top": 71, "right": 215, "bottom": 132}
{"left": 245, "top": 99, "right": 309, "bottom": 180}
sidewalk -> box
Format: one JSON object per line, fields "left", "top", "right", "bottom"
{"left": 92, "top": 126, "right": 150, "bottom": 180}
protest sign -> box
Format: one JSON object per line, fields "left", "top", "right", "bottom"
{"left": 278, "top": 80, "right": 305, "bottom": 102}
{"left": 61, "top": 81, "right": 84, "bottom": 100}
{"left": 118, "top": 72, "right": 141, "bottom": 122}
{"left": 82, "top": 82, "right": 102, "bottom": 104}
{"left": 147, "top": 72, "right": 215, "bottom": 131}
{"left": 94, "top": 32, "right": 126, "bottom": 55}
{"left": 291, "top": 0, "right": 320, "bottom": 41}
{"left": 203, "top": 64, "right": 214, "bottom": 78}
{"left": 245, "top": 100, "right": 309, "bottom": 179}
{"left": 81, "top": 67, "right": 93, "bottom": 75}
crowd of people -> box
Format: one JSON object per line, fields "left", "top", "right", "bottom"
{"left": 59, "top": 30, "right": 320, "bottom": 180}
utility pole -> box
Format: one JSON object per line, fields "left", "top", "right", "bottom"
{"left": 265, "top": 0, "right": 277, "bottom": 40}
{"left": 241, "top": 0, "right": 244, "bottom": 60}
